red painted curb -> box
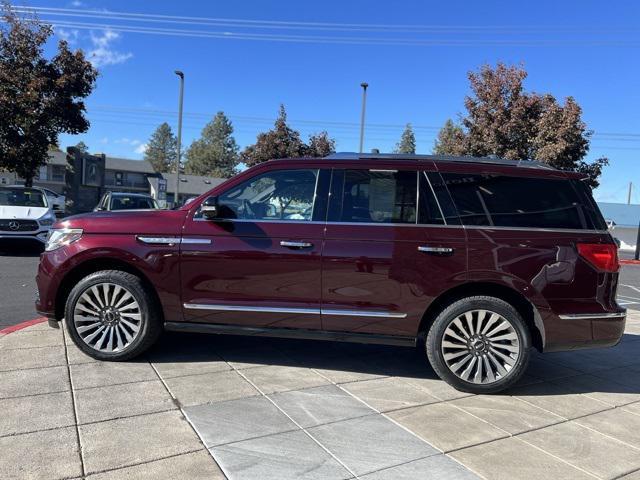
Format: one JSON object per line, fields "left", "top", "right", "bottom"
{"left": 621, "top": 259, "right": 640, "bottom": 265}
{"left": 0, "top": 317, "right": 47, "bottom": 336}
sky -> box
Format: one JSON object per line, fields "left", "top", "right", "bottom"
{"left": 11, "top": 0, "right": 640, "bottom": 203}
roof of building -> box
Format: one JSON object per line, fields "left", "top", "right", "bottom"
{"left": 161, "top": 173, "right": 227, "bottom": 196}
{"left": 598, "top": 202, "right": 640, "bottom": 227}
{"left": 48, "top": 150, "right": 156, "bottom": 173}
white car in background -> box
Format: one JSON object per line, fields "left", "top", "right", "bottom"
{"left": 39, "top": 187, "right": 66, "bottom": 215}
{"left": 0, "top": 186, "right": 57, "bottom": 244}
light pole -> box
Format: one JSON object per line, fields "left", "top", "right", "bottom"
{"left": 174, "top": 70, "right": 184, "bottom": 207}
{"left": 359, "top": 82, "right": 368, "bottom": 154}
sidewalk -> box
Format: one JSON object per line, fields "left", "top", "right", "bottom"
{"left": 2, "top": 314, "right": 640, "bottom": 480}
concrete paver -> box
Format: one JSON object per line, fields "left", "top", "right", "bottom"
{"left": 79, "top": 410, "right": 203, "bottom": 474}
{"left": 74, "top": 380, "right": 177, "bottom": 424}
{"left": 1, "top": 315, "right": 640, "bottom": 480}
{"left": 211, "top": 429, "right": 351, "bottom": 480}
{"left": 86, "top": 451, "right": 225, "bottom": 480}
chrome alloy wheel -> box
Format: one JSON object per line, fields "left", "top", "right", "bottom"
{"left": 73, "top": 283, "right": 142, "bottom": 353}
{"left": 441, "top": 309, "right": 520, "bottom": 384}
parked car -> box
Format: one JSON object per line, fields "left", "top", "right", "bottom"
{"left": 39, "top": 187, "right": 66, "bottom": 215}
{"left": 94, "top": 192, "right": 159, "bottom": 211}
{"left": 36, "top": 153, "right": 624, "bottom": 393}
{"left": 0, "top": 186, "right": 56, "bottom": 244}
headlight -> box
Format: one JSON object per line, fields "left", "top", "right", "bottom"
{"left": 45, "top": 228, "right": 83, "bottom": 252}
{"left": 39, "top": 211, "right": 57, "bottom": 227}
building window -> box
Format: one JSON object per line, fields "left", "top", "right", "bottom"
{"left": 115, "top": 172, "right": 123, "bottom": 186}
{"left": 51, "top": 165, "right": 65, "bottom": 182}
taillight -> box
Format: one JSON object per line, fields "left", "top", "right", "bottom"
{"left": 577, "top": 243, "right": 619, "bottom": 272}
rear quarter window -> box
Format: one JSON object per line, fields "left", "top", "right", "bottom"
{"left": 440, "top": 172, "right": 606, "bottom": 230}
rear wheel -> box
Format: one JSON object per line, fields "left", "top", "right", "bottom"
{"left": 426, "top": 296, "right": 531, "bottom": 394}
{"left": 64, "top": 270, "right": 162, "bottom": 361}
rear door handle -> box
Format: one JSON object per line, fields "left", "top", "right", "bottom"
{"left": 418, "top": 246, "right": 454, "bottom": 255}
{"left": 280, "top": 240, "right": 313, "bottom": 249}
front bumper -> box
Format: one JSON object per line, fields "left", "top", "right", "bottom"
{"left": 0, "top": 231, "right": 48, "bottom": 243}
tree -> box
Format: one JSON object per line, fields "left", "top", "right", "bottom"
{"left": 74, "top": 141, "right": 89, "bottom": 154}
{"left": 185, "top": 112, "right": 238, "bottom": 177}
{"left": 305, "top": 131, "right": 336, "bottom": 157}
{"left": 394, "top": 124, "right": 416, "bottom": 154}
{"left": 433, "top": 119, "right": 467, "bottom": 155}
{"left": 143, "top": 123, "right": 177, "bottom": 173}
{"left": 241, "top": 105, "right": 337, "bottom": 166}
{"left": 433, "top": 63, "right": 608, "bottom": 188}
{"left": 240, "top": 105, "right": 306, "bottom": 167}
{"left": 0, "top": 4, "right": 97, "bottom": 186}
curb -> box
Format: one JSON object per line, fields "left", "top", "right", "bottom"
{"left": 621, "top": 259, "right": 640, "bottom": 265}
{"left": 0, "top": 317, "right": 47, "bottom": 337}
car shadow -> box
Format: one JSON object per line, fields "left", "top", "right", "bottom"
{"left": 147, "top": 329, "right": 640, "bottom": 397}
{"left": 0, "top": 240, "right": 44, "bottom": 257}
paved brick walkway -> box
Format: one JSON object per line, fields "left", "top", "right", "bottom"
{"left": 2, "top": 313, "right": 640, "bottom": 479}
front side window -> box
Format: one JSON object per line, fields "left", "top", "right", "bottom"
{"left": 441, "top": 172, "right": 605, "bottom": 230}
{"left": 330, "top": 169, "right": 417, "bottom": 224}
{"left": 217, "top": 169, "right": 319, "bottom": 221}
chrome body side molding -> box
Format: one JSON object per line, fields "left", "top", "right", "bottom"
{"left": 182, "top": 303, "right": 407, "bottom": 319}
{"left": 136, "top": 236, "right": 211, "bottom": 246}
{"left": 558, "top": 311, "right": 626, "bottom": 321}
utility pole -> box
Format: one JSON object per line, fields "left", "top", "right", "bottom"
{"left": 628, "top": 182, "right": 633, "bottom": 205}
{"left": 174, "top": 70, "right": 184, "bottom": 207}
{"left": 359, "top": 82, "right": 368, "bottom": 154}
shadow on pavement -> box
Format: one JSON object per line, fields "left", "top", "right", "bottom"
{"left": 147, "top": 328, "right": 640, "bottom": 397}
{"left": 0, "top": 239, "right": 44, "bottom": 257}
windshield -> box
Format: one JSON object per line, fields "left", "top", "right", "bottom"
{"left": 0, "top": 188, "right": 47, "bottom": 207}
{"left": 110, "top": 195, "right": 158, "bottom": 210}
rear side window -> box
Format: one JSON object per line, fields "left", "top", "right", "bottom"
{"left": 329, "top": 169, "right": 416, "bottom": 224}
{"left": 440, "top": 173, "right": 606, "bottom": 230}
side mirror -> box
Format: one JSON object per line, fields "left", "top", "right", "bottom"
{"left": 201, "top": 196, "right": 219, "bottom": 219}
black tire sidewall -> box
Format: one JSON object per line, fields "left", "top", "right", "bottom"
{"left": 426, "top": 296, "right": 531, "bottom": 394}
{"left": 65, "top": 271, "right": 156, "bottom": 361}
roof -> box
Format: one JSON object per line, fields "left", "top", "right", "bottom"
{"left": 161, "top": 173, "right": 227, "bottom": 196}
{"left": 598, "top": 202, "right": 640, "bottom": 227}
{"left": 108, "top": 192, "right": 153, "bottom": 197}
{"left": 325, "top": 152, "right": 556, "bottom": 170}
{"left": 105, "top": 157, "right": 155, "bottom": 174}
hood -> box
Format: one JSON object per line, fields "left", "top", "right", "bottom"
{"left": 0, "top": 205, "right": 50, "bottom": 220}
{"left": 57, "top": 209, "right": 189, "bottom": 235}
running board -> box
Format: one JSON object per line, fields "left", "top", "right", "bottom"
{"left": 164, "top": 322, "right": 417, "bottom": 347}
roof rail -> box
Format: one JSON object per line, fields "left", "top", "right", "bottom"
{"left": 323, "top": 152, "right": 555, "bottom": 170}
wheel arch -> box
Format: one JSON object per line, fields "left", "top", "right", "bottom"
{"left": 418, "top": 281, "right": 545, "bottom": 351}
{"left": 55, "top": 257, "right": 163, "bottom": 322}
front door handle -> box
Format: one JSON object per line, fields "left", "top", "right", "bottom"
{"left": 418, "top": 245, "right": 454, "bottom": 255}
{"left": 280, "top": 240, "right": 313, "bottom": 249}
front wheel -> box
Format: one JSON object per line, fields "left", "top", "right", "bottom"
{"left": 65, "top": 270, "right": 162, "bottom": 361}
{"left": 426, "top": 296, "right": 531, "bottom": 394}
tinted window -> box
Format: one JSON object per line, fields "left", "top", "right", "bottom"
{"left": 441, "top": 173, "right": 603, "bottom": 230}
{"left": 110, "top": 196, "right": 157, "bottom": 210}
{"left": 217, "top": 169, "right": 318, "bottom": 221}
{"left": 330, "top": 170, "right": 417, "bottom": 224}
{"left": 418, "top": 172, "right": 445, "bottom": 225}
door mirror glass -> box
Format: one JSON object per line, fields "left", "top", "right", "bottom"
{"left": 201, "top": 196, "right": 219, "bottom": 219}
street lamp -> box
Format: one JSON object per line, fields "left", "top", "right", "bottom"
{"left": 174, "top": 70, "right": 184, "bottom": 207}
{"left": 359, "top": 82, "right": 368, "bottom": 154}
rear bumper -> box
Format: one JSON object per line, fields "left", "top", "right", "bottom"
{"left": 543, "top": 309, "right": 627, "bottom": 352}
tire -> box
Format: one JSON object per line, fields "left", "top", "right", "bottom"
{"left": 425, "top": 296, "right": 531, "bottom": 394}
{"left": 64, "top": 270, "right": 162, "bottom": 361}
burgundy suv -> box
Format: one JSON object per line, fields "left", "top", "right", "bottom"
{"left": 36, "top": 153, "right": 624, "bottom": 393}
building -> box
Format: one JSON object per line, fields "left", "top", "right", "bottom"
{"left": 598, "top": 202, "right": 640, "bottom": 252}
{"left": 3, "top": 148, "right": 226, "bottom": 213}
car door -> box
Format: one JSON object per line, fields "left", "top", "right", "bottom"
{"left": 321, "top": 165, "right": 467, "bottom": 337}
{"left": 180, "top": 166, "right": 329, "bottom": 330}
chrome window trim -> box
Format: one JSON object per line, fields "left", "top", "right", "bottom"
{"left": 558, "top": 312, "right": 626, "bottom": 321}
{"left": 183, "top": 303, "right": 407, "bottom": 318}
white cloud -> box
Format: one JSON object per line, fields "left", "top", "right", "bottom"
{"left": 70, "top": 1, "right": 85, "bottom": 6}
{"left": 88, "top": 29, "right": 133, "bottom": 68}
{"left": 134, "top": 143, "right": 147, "bottom": 155}
{"left": 56, "top": 28, "right": 79, "bottom": 45}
